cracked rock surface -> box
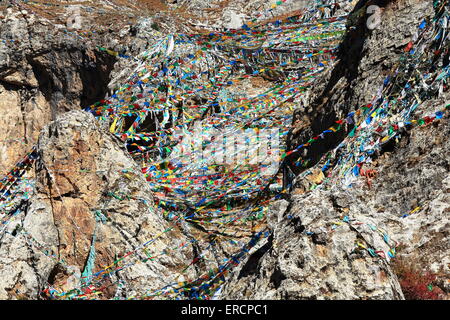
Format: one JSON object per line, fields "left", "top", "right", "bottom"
{"left": 0, "top": 110, "right": 196, "bottom": 299}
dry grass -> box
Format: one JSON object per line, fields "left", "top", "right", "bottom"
{"left": 7, "top": 0, "right": 168, "bottom": 30}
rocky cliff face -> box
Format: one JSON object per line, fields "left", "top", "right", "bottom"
{"left": 0, "top": 1, "right": 166, "bottom": 175}
{"left": 0, "top": 0, "right": 448, "bottom": 300}
{"left": 0, "top": 5, "right": 116, "bottom": 175}
{"left": 221, "top": 115, "right": 449, "bottom": 298}
{"left": 221, "top": 0, "right": 450, "bottom": 299}
{"left": 0, "top": 110, "right": 198, "bottom": 299}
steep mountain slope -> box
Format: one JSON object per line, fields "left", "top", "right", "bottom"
{"left": 0, "top": 0, "right": 448, "bottom": 300}
{"left": 221, "top": 0, "right": 449, "bottom": 299}
{"left": 0, "top": 110, "right": 198, "bottom": 299}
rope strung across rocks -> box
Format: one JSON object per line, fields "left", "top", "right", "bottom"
{"left": 1, "top": 0, "right": 449, "bottom": 300}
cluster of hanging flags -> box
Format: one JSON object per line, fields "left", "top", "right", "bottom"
{"left": 0, "top": 0, "right": 449, "bottom": 300}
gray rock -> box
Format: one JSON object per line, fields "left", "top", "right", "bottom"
{"left": 0, "top": 110, "right": 196, "bottom": 299}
